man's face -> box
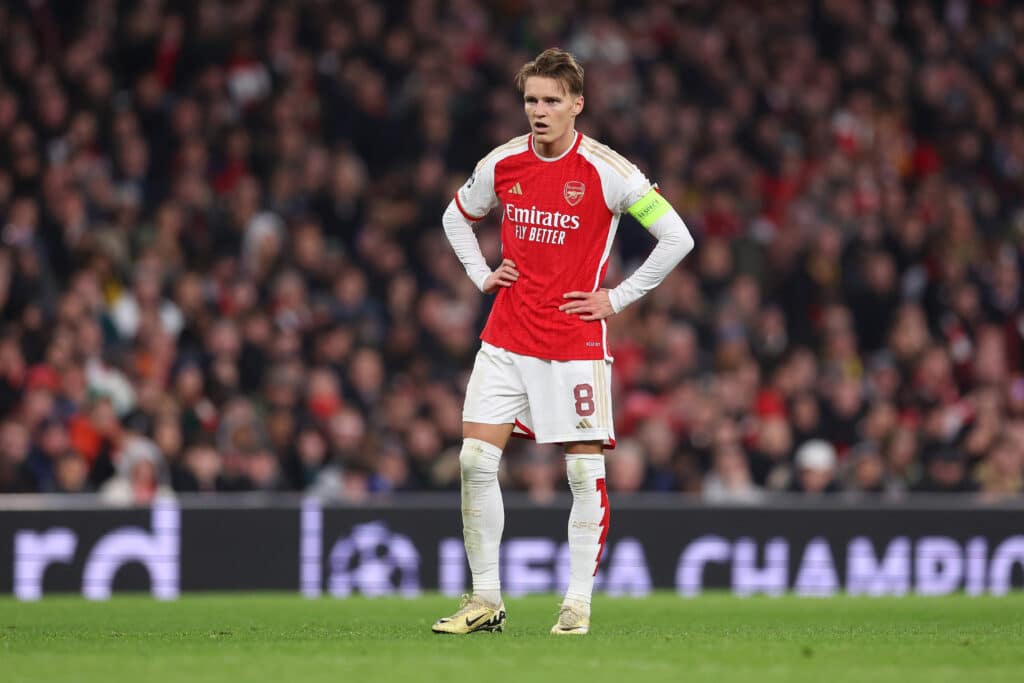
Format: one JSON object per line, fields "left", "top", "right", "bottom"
{"left": 523, "top": 76, "right": 583, "bottom": 151}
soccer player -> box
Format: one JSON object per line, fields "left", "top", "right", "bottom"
{"left": 432, "top": 48, "right": 694, "bottom": 635}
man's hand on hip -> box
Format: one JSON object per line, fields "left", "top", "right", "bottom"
{"left": 483, "top": 259, "right": 519, "bottom": 294}
{"left": 559, "top": 289, "right": 614, "bottom": 321}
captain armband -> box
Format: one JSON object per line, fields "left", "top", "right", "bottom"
{"left": 626, "top": 187, "right": 671, "bottom": 229}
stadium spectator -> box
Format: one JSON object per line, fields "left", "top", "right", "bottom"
{"left": 0, "top": 0, "right": 1022, "bottom": 501}
{"left": 702, "top": 444, "right": 764, "bottom": 504}
{"left": 790, "top": 439, "right": 840, "bottom": 495}
{"left": 913, "top": 445, "right": 979, "bottom": 494}
{"left": 606, "top": 438, "right": 647, "bottom": 494}
{"left": 976, "top": 433, "right": 1023, "bottom": 500}
{"left": 98, "top": 435, "right": 174, "bottom": 505}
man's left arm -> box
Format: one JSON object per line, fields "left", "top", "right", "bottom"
{"left": 609, "top": 188, "right": 694, "bottom": 313}
{"left": 560, "top": 188, "right": 694, "bottom": 321}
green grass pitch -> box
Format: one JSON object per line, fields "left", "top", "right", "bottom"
{"left": 3, "top": 593, "right": 1023, "bottom": 682}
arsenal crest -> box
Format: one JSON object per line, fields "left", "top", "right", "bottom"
{"left": 563, "top": 181, "right": 585, "bottom": 206}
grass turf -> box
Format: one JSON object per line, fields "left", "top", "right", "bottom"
{"left": 2, "top": 593, "right": 1022, "bottom": 683}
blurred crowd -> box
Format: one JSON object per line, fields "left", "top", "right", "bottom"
{"left": 0, "top": 0, "right": 1022, "bottom": 504}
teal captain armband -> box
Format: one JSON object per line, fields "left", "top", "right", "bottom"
{"left": 627, "top": 187, "right": 671, "bottom": 228}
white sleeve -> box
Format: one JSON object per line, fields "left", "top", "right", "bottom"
{"left": 612, "top": 166, "right": 654, "bottom": 214}
{"left": 582, "top": 142, "right": 694, "bottom": 312}
{"left": 588, "top": 146, "right": 653, "bottom": 215}
{"left": 607, "top": 207, "right": 695, "bottom": 313}
{"left": 442, "top": 199, "right": 491, "bottom": 292}
{"left": 454, "top": 158, "right": 498, "bottom": 220}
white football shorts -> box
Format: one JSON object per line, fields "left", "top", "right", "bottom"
{"left": 463, "top": 341, "right": 616, "bottom": 446}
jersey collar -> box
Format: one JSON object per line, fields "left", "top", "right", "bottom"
{"left": 529, "top": 130, "right": 581, "bottom": 162}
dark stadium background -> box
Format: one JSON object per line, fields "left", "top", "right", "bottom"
{"left": 0, "top": 0, "right": 1023, "bottom": 598}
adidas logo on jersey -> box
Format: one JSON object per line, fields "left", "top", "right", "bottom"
{"left": 508, "top": 182, "right": 523, "bottom": 195}
{"left": 575, "top": 418, "right": 593, "bottom": 430}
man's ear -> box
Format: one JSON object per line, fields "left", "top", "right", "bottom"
{"left": 572, "top": 95, "right": 584, "bottom": 116}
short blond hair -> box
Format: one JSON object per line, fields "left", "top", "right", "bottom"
{"left": 514, "top": 48, "right": 584, "bottom": 96}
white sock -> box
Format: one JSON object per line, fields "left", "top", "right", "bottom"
{"left": 564, "top": 453, "right": 608, "bottom": 616}
{"left": 460, "top": 438, "right": 504, "bottom": 606}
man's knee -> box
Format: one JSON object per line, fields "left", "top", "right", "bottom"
{"left": 460, "top": 438, "right": 501, "bottom": 480}
{"left": 565, "top": 451, "right": 605, "bottom": 493}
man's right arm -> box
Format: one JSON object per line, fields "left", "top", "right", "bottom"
{"left": 442, "top": 200, "right": 492, "bottom": 292}
{"left": 443, "top": 154, "right": 510, "bottom": 292}
{"left": 442, "top": 202, "right": 520, "bottom": 294}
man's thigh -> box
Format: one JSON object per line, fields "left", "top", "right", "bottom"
{"left": 463, "top": 342, "right": 530, "bottom": 428}
{"left": 518, "top": 356, "right": 615, "bottom": 447}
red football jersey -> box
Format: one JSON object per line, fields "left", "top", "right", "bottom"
{"left": 455, "top": 132, "right": 652, "bottom": 361}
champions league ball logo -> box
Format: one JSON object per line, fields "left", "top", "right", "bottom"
{"left": 327, "top": 522, "right": 421, "bottom": 597}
